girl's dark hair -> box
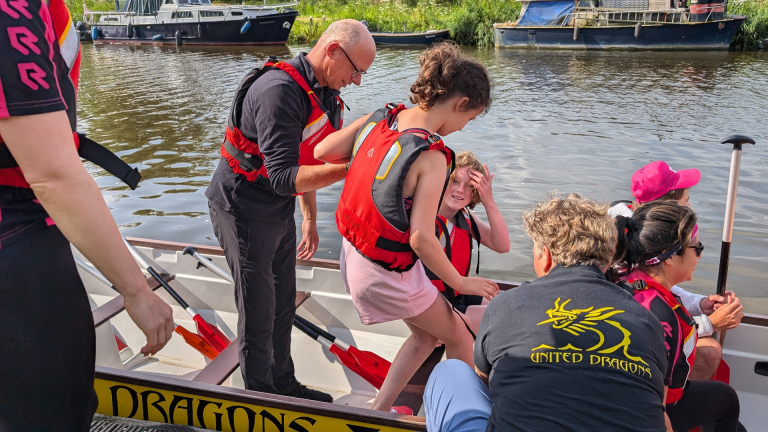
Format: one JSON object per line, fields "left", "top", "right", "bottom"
{"left": 409, "top": 41, "right": 491, "bottom": 113}
{"left": 633, "top": 188, "right": 688, "bottom": 210}
{"left": 608, "top": 201, "right": 697, "bottom": 281}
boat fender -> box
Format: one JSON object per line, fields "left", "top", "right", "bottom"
{"left": 127, "top": 22, "right": 133, "bottom": 39}
{"left": 635, "top": 22, "right": 642, "bottom": 39}
{"left": 152, "top": 33, "right": 164, "bottom": 41}
{"left": 240, "top": 21, "right": 251, "bottom": 34}
{"left": 573, "top": 24, "right": 580, "bottom": 41}
{"left": 198, "top": 23, "right": 203, "bottom": 38}
{"left": 175, "top": 30, "right": 182, "bottom": 46}
{"left": 91, "top": 26, "right": 98, "bottom": 41}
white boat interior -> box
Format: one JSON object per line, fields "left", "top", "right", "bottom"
{"left": 77, "top": 239, "right": 420, "bottom": 414}
{"left": 77, "top": 238, "right": 768, "bottom": 427}
{"left": 85, "top": 0, "right": 297, "bottom": 26}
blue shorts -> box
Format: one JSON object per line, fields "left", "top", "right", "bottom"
{"left": 423, "top": 359, "right": 492, "bottom": 432}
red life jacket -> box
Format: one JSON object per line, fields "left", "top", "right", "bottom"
{"left": 425, "top": 209, "right": 482, "bottom": 301}
{"left": 220, "top": 58, "right": 343, "bottom": 188}
{"left": 631, "top": 278, "right": 697, "bottom": 405}
{"left": 335, "top": 103, "right": 455, "bottom": 272}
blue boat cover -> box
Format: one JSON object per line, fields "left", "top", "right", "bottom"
{"left": 518, "top": 1, "right": 575, "bottom": 26}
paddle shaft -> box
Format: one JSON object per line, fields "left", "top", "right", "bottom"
{"left": 122, "top": 238, "right": 192, "bottom": 311}
{"left": 716, "top": 146, "right": 743, "bottom": 297}
{"left": 295, "top": 314, "right": 351, "bottom": 351}
{"left": 183, "top": 246, "right": 234, "bottom": 285}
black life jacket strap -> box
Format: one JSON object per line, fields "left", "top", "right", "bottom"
{"left": 466, "top": 210, "right": 482, "bottom": 275}
{"left": 448, "top": 298, "right": 476, "bottom": 340}
{"left": 436, "top": 216, "right": 452, "bottom": 263}
{"left": 375, "top": 236, "right": 413, "bottom": 253}
{"left": 77, "top": 134, "right": 141, "bottom": 190}
{"left": 0, "top": 134, "right": 141, "bottom": 190}
{"left": 224, "top": 139, "right": 263, "bottom": 173}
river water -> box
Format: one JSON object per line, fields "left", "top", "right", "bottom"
{"left": 78, "top": 44, "right": 768, "bottom": 314}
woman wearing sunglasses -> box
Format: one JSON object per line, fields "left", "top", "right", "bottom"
{"left": 611, "top": 202, "right": 745, "bottom": 432}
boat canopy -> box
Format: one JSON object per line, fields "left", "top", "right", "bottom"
{"left": 517, "top": 1, "right": 575, "bottom": 26}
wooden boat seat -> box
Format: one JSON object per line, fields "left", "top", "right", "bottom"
{"left": 393, "top": 345, "right": 446, "bottom": 415}
{"left": 192, "top": 290, "right": 312, "bottom": 386}
{"left": 92, "top": 274, "right": 174, "bottom": 328}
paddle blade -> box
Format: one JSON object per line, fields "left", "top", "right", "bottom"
{"left": 114, "top": 334, "right": 129, "bottom": 352}
{"left": 193, "top": 314, "right": 231, "bottom": 353}
{"left": 329, "top": 345, "right": 386, "bottom": 389}
{"left": 175, "top": 325, "right": 218, "bottom": 360}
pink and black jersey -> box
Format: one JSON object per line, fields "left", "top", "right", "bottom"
{"left": 0, "top": 0, "right": 81, "bottom": 247}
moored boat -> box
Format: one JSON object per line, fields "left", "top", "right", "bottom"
{"left": 494, "top": 0, "right": 746, "bottom": 49}
{"left": 368, "top": 29, "right": 451, "bottom": 45}
{"left": 78, "top": 237, "right": 768, "bottom": 430}
{"left": 85, "top": 0, "right": 298, "bottom": 45}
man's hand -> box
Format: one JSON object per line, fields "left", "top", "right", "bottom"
{"left": 709, "top": 291, "right": 744, "bottom": 332}
{"left": 297, "top": 218, "right": 319, "bottom": 260}
{"left": 122, "top": 287, "right": 174, "bottom": 356}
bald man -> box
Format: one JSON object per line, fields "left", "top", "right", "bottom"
{"left": 206, "top": 20, "right": 376, "bottom": 402}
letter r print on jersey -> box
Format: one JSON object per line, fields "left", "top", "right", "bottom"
{"left": 8, "top": 26, "right": 40, "bottom": 54}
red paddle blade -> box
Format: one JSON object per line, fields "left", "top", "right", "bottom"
{"left": 347, "top": 345, "right": 392, "bottom": 371}
{"left": 175, "top": 326, "right": 218, "bottom": 360}
{"left": 114, "top": 334, "right": 129, "bottom": 352}
{"left": 329, "top": 345, "right": 386, "bottom": 389}
{"left": 193, "top": 314, "right": 231, "bottom": 353}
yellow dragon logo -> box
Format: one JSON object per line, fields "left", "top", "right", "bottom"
{"left": 534, "top": 298, "right": 647, "bottom": 365}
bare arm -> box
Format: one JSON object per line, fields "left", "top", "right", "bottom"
{"left": 409, "top": 152, "right": 499, "bottom": 300}
{"left": 469, "top": 165, "right": 510, "bottom": 253}
{"left": 475, "top": 367, "right": 489, "bottom": 387}
{"left": 664, "top": 387, "right": 672, "bottom": 432}
{"left": 296, "top": 191, "right": 318, "bottom": 260}
{"left": 0, "top": 112, "right": 173, "bottom": 355}
{"left": 314, "top": 114, "right": 371, "bottom": 163}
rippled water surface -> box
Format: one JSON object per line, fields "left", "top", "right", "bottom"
{"left": 79, "top": 44, "right": 768, "bottom": 313}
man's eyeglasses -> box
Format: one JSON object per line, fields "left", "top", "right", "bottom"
{"left": 689, "top": 242, "right": 704, "bottom": 258}
{"left": 338, "top": 45, "right": 366, "bottom": 78}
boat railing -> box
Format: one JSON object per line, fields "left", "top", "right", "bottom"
{"left": 567, "top": 6, "right": 693, "bottom": 25}
{"left": 83, "top": 0, "right": 297, "bottom": 24}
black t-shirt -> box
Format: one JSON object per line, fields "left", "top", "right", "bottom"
{"left": 205, "top": 53, "right": 342, "bottom": 221}
{"left": 475, "top": 265, "right": 668, "bottom": 431}
{"left": 0, "top": 0, "right": 80, "bottom": 248}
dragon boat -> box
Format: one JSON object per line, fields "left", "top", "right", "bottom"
{"left": 80, "top": 237, "right": 768, "bottom": 431}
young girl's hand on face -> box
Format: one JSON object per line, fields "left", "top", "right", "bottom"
{"left": 469, "top": 164, "right": 494, "bottom": 204}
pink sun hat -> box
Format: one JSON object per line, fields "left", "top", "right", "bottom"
{"left": 631, "top": 161, "right": 701, "bottom": 203}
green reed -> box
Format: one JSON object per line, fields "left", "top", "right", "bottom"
{"left": 291, "top": 0, "right": 521, "bottom": 47}
{"left": 728, "top": 0, "right": 768, "bottom": 50}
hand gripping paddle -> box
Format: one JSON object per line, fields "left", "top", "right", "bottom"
{"left": 123, "top": 238, "right": 232, "bottom": 354}
{"left": 75, "top": 257, "right": 219, "bottom": 360}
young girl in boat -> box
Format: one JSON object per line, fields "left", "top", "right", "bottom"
{"left": 424, "top": 151, "right": 510, "bottom": 335}
{"left": 609, "top": 160, "right": 743, "bottom": 381}
{"left": 611, "top": 202, "right": 745, "bottom": 432}
{"left": 314, "top": 41, "right": 499, "bottom": 413}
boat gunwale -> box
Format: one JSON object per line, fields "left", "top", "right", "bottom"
{"left": 95, "top": 366, "right": 427, "bottom": 430}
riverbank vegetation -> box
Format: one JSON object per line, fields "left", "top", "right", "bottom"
{"left": 728, "top": 0, "right": 768, "bottom": 50}
{"left": 291, "top": 0, "right": 520, "bottom": 47}
{"left": 66, "top": 0, "right": 768, "bottom": 50}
